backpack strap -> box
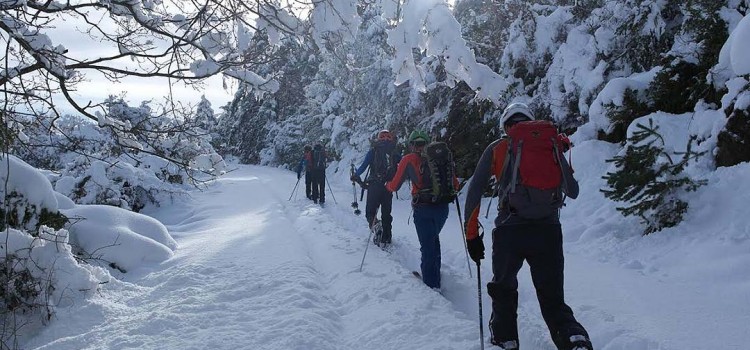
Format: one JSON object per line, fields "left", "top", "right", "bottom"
{"left": 508, "top": 140, "right": 523, "bottom": 194}
{"left": 551, "top": 139, "right": 568, "bottom": 202}
{"left": 495, "top": 138, "right": 517, "bottom": 210}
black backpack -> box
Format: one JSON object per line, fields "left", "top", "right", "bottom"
{"left": 312, "top": 146, "right": 326, "bottom": 170}
{"left": 369, "top": 140, "right": 398, "bottom": 181}
{"left": 418, "top": 142, "right": 457, "bottom": 204}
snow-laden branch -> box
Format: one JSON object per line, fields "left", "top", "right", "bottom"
{"left": 387, "top": 0, "right": 508, "bottom": 101}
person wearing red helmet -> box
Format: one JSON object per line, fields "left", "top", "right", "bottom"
{"left": 351, "top": 129, "right": 402, "bottom": 247}
{"left": 462, "top": 102, "right": 592, "bottom": 350}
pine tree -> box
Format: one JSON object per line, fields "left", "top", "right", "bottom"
{"left": 601, "top": 119, "right": 706, "bottom": 234}
{"left": 195, "top": 96, "right": 217, "bottom": 132}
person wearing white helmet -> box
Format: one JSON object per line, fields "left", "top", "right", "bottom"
{"left": 463, "top": 102, "right": 591, "bottom": 350}
{"left": 499, "top": 102, "right": 535, "bottom": 130}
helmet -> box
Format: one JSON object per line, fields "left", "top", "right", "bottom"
{"left": 500, "top": 102, "right": 535, "bottom": 129}
{"left": 408, "top": 130, "right": 430, "bottom": 145}
{"left": 376, "top": 129, "right": 393, "bottom": 141}
{"left": 303, "top": 145, "right": 312, "bottom": 152}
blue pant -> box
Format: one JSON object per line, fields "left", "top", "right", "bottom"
{"left": 413, "top": 204, "right": 449, "bottom": 289}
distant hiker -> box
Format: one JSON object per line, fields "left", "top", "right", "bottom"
{"left": 296, "top": 145, "right": 314, "bottom": 200}
{"left": 462, "top": 103, "right": 593, "bottom": 350}
{"left": 310, "top": 143, "right": 327, "bottom": 205}
{"left": 385, "top": 130, "right": 459, "bottom": 290}
{"left": 351, "top": 130, "right": 402, "bottom": 247}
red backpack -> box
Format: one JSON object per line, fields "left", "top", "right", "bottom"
{"left": 497, "top": 120, "right": 578, "bottom": 219}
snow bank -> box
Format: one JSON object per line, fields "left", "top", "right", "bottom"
{"left": 2, "top": 226, "right": 109, "bottom": 344}
{"left": 62, "top": 205, "right": 176, "bottom": 273}
{"left": 2, "top": 227, "right": 109, "bottom": 302}
{"left": 575, "top": 67, "right": 660, "bottom": 142}
{"left": 729, "top": 14, "right": 750, "bottom": 76}
{"left": 0, "top": 154, "right": 58, "bottom": 212}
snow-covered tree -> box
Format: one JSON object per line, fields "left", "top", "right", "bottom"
{"left": 194, "top": 96, "right": 217, "bottom": 132}
{"left": 10, "top": 97, "right": 226, "bottom": 212}
{"left": 601, "top": 119, "right": 706, "bottom": 234}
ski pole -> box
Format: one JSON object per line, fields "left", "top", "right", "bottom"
{"left": 359, "top": 219, "right": 376, "bottom": 272}
{"left": 477, "top": 262, "right": 484, "bottom": 350}
{"left": 288, "top": 177, "right": 301, "bottom": 201}
{"left": 324, "top": 176, "right": 337, "bottom": 204}
{"left": 485, "top": 189, "right": 494, "bottom": 219}
{"left": 455, "top": 197, "right": 472, "bottom": 277}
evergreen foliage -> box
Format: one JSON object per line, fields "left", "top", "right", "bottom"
{"left": 194, "top": 96, "right": 217, "bottom": 132}
{"left": 0, "top": 192, "right": 67, "bottom": 233}
{"left": 602, "top": 119, "right": 706, "bottom": 234}
{"left": 442, "top": 83, "right": 498, "bottom": 178}
{"left": 599, "top": 88, "right": 654, "bottom": 143}
{"left": 716, "top": 107, "right": 750, "bottom": 167}
{"left": 648, "top": 0, "right": 727, "bottom": 114}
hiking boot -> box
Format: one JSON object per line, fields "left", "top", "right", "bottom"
{"left": 568, "top": 335, "right": 593, "bottom": 350}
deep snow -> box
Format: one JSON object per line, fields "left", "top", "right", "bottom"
{"left": 22, "top": 158, "right": 750, "bottom": 349}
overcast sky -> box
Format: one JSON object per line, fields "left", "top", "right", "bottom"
{"left": 44, "top": 10, "right": 237, "bottom": 115}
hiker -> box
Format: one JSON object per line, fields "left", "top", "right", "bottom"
{"left": 310, "top": 143, "right": 327, "bottom": 205}
{"left": 351, "top": 130, "right": 401, "bottom": 247}
{"left": 296, "top": 145, "right": 314, "bottom": 200}
{"left": 462, "top": 103, "right": 593, "bottom": 350}
{"left": 385, "top": 130, "right": 459, "bottom": 290}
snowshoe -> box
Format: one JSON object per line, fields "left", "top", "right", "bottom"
{"left": 370, "top": 219, "right": 383, "bottom": 245}
{"left": 495, "top": 340, "right": 518, "bottom": 350}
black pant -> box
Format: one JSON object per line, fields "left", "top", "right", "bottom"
{"left": 365, "top": 182, "right": 393, "bottom": 242}
{"left": 304, "top": 171, "right": 313, "bottom": 199}
{"left": 310, "top": 169, "right": 325, "bottom": 203}
{"left": 488, "top": 223, "right": 588, "bottom": 349}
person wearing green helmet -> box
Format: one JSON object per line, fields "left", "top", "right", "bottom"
{"left": 385, "top": 130, "right": 459, "bottom": 290}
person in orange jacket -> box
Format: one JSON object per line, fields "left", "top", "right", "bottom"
{"left": 385, "top": 130, "right": 459, "bottom": 290}
{"left": 462, "top": 103, "right": 592, "bottom": 350}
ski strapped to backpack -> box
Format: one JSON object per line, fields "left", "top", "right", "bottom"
{"left": 495, "top": 120, "right": 578, "bottom": 219}
{"left": 415, "top": 142, "right": 457, "bottom": 205}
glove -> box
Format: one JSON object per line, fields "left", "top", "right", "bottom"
{"left": 350, "top": 174, "right": 360, "bottom": 183}
{"left": 466, "top": 235, "right": 485, "bottom": 264}
{"left": 297, "top": 172, "right": 301, "bottom": 180}
{"left": 558, "top": 133, "right": 572, "bottom": 152}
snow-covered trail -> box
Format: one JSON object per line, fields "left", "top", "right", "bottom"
{"left": 24, "top": 166, "right": 478, "bottom": 350}
{"left": 23, "top": 164, "right": 747, "bottom": 349}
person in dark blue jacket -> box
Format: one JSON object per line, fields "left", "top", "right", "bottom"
{"left": 351, "top": 130, "right": 401, "bottom": 247}
{"left": 295, "top": 145, "right": 313, "bottom": 200}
